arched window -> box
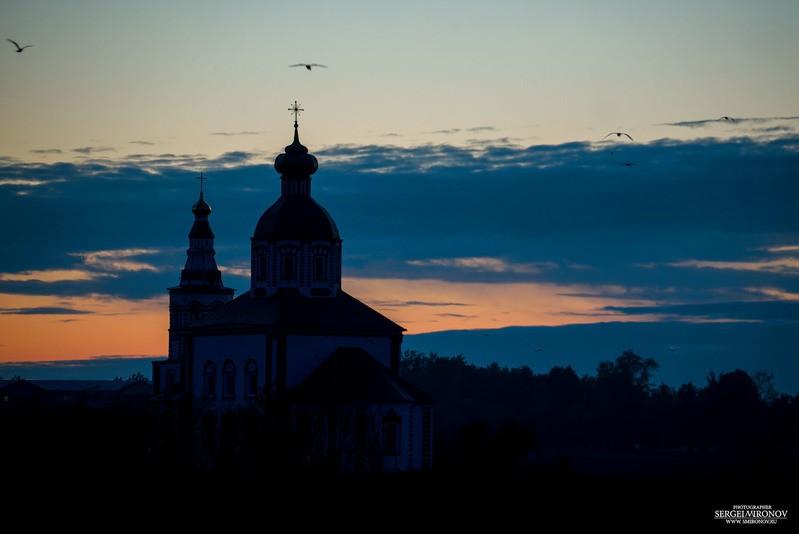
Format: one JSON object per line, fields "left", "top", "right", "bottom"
{"left": 282, "top": 255, "right": 295, "bottom": 280}
{"left": 314, "top": 255, "right": 325, "bottom": 280}
{"left": 223, "top": 360, "right": 235, "bottom": 399}
{"left": 382, "top": 410, "right": 401, "bottom": 456}
{"left": 245, "top": 359, "right": 258, "bottom": 398}
{"left": 203, "top": 361, "right": 216, "bottom": 398}
{"left": 166, "top": 369, "right": 176, "bottom": 389}
{"left": 190, "top": 302, "right": 201, "bottom": 322}
{"left": 258, "top": 255, "right": 266, "bottom": 280}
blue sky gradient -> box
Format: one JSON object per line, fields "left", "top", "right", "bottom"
{"left": 1, "top": 1, "right": 797, "bottom": 390}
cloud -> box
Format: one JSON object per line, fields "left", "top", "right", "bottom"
{"left": 407, "top": 257, "right": 555, "bottom": 274}
{"left": 73, "top": 249, "right": 161, "bottom": 272}
{"left": 1, "top": 133, "right": 797, "bottom": 328}
{"left": 367, "top": 299, "right": 471, "bottom": 308}
{"left": 206, "top": 151, "right": 261, "bottom": 167}
{"left": 405, "top": 300, "right": 470, "bottom": 307}
{"left": 745, "top": 287, "right": 799, "bottom": 301}
{"left": 30, "top": 149, "right": 63, "bottom": 155}
{"left": 663, "top": 115, "right": 799, "bottom": 127}
{"left": 221, "top": 265, "right": 250, "bottom": 278}
{"left": 602, "top": 300, "right": 799, "bottom": 323}
{"left": 0, "top": 269, "right": 115, "bottom": 282}
{"left": 665, "top": 118, "right": 738, "bottom": 128}
{"left": 73, "top": 146, "right": 116, "bottom": 155}
{"left": 766, "top": 245, "right": 799, "bottom": 253}
{"left": 0, "top": 178, "right": 51, "bottom": 187}
{"left": 211, "top": 131, "right": 262, "bottom": 137}
{"left": 670, "top": 257, "right": 799, "bottom": 275}
{"left": 426, "top": 126, "right": 495, "bottom": 136}
{"left": 0, "top": 306, "right": 91, "bottom": 315}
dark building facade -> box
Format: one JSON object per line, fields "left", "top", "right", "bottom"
{"left": 152, "top": 117, "right": 433, "bottom": 474}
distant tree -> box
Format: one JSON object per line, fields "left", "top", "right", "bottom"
{"left": 592, "top": 350, "right": 660, "bottom": 448}
{"left": 701, "top": 368, "right": 765, "bottom": 448}
{"left": 752, "top": 369, "right": 778, "bottom": 404}
{"left": 704, "top": 369, "right": 763, "bottom": 411}
{"left": 128, "top": 372, "right": 148, "bottom": 382}
{"left": 596, "top": 349, "right": 659, "bottom": 394}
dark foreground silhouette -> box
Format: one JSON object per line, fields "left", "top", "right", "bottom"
{"left": 2, "top": 350, "right": 796, "bottom": 529}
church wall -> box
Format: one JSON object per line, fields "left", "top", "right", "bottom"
{"left": 409, "top": 403, "right": 434, "bottom": 471}
{"left": 379, "top": 403, "right": 413, "bottom": 473}
{"left": 191, "top": 334, "right": 268, "bottom": 410}
{"left": 284, "top": 334, "right": 393, "bottom": 388}
{"left": 290, "top": 401, "right": 429, "bottom": 474}
{"left": 372, "top": 403, "right": 433, "bottom": 472}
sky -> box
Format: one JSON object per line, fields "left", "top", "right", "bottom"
{"left": 1, "top": 1, "right": 798, "bottom": 383}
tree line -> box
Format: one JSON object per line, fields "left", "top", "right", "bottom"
{"left": 3, "top": 349, "right": 796, "bottom": 483}
{"left": 400, "top": 349, "right": 799, "bottom": 476}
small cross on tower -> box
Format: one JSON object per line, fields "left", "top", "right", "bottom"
{"left": 289, "top": 100, "right": 304, "bottom": 127}
{"left": 196, "top": 171, "right": 207, "bottom": 194}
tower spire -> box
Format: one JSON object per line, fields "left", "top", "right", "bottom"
{"left": 164, "top": 174, "right": 234, "bottom": 368}
{"left": 180, "top": 173, "right": 223, "bottom": 287}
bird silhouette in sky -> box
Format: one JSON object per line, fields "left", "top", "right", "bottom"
{"left": 290, "top": 63, "right": 327, "bottom": 71}
{"left": 603, "top": 131, "right": 633, "bottom": 141}
{"left": 7, "top": 38, "right": 33, "bottom": 53}
{"left": 719, "top": 116, "right": 735, "bottom": 122}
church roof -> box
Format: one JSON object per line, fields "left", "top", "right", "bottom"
{"left": 287, "top": 347, "right": 434, "bottom": 404}
{"left": 253, "top": 195, "right": 339, "bottom": 241}
{"left": 188, "top": 288, "right": 405, "bottom": 335}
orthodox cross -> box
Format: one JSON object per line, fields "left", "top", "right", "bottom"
{"left": 289, "top": 100, "right": 304, "bottom": 126}
{"left": 196, "top": 171, "right": 207, "bottom": 194}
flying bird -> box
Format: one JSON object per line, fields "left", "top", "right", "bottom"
{"left": 719, "top": 116, "right": 735, "bottom": 122}
{"left": 7, "top": 38, "right": 33, "bottom": 53}
{"left": 290, "top": 63, "right": 327, "bottom": 71}
{"left": 603, "top": 132, "right": 633, "bottom": 141}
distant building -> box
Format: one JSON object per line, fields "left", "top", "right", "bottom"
{"left": 151, "top": 115, "right": 433, "bottom": 474}
{"left": 0, "top": 378, "right": 152, "bottom": 412}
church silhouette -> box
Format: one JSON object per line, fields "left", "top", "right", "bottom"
{"left": 151, "top": 110, "right": 433, "bottom": 474}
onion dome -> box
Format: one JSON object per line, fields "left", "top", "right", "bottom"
{"left": 192, "top": 190, "right": 211, "bottom": 217}
{"left": 254, "top": 121, "right": 339, "bottom": 241}
{"left": 274, "top": 124, "right": 318, "bottom": 177}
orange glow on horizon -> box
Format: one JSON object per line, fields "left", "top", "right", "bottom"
{"left": 0, "top": 293, "right": 168, "bottom": 362}
{"left": 344, "top": 277, "right": 659, "bottom": 334}
{"left": 1, "top": 278, "right": 659, "bottom": 363}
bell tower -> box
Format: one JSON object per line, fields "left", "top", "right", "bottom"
{"left": 156, "top": 173, "right": 235, "bottom": 394}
